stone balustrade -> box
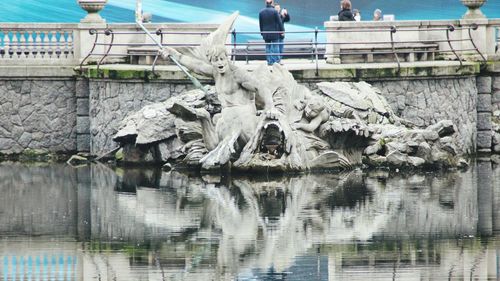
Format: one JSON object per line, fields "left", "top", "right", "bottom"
{"left": 324, "top": 19, "right": 498, "bottom": 64}
{"left": 0, "top": 23, "right": 219, "bottom": 67}
{"left": 0, "top": 24, "right": 78, "bottom": 65}
{"left": 0, "top": 19, "right": 497, "bottom": 67}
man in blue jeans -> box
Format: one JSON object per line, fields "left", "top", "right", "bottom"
{"left": 259, "top": 0, "right": 284, "bottom": 65}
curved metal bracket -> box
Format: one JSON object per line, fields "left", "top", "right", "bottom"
{"left": 79, "top": 29, "right": 98, "bottom": 73}
{"left": 467, "top": 24, "right": 487, "bottom": 64}
{"left": 96, "top": 29, "right": 114, "bottom": 76}
{"left": 390, "top": 25, "right": 401, "bottom": 74}
{"left": 446, "top": 24, "right": 463, "bottom": 68}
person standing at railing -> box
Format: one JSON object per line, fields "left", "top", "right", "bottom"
{"left": 259, "top": 0, "right": 284, "bottom": 65}
{"left": 338, "top": 0, "right": 356, "bottom": 21}
{"left": 353, "top": 9, "right": 361, "bottom": 21}
{"left": 373, "top": 9, "right": 383, "bottom": 21}
{"left": 275, "top": 3, "right": 290, "bottom": 63}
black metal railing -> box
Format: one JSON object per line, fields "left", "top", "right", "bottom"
{"left": 80, "top": 23, "right": 486, "bottom": 77}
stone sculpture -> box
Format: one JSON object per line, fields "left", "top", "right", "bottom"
{"left": 113, "top": 12, "right": 466, "bottom": 171}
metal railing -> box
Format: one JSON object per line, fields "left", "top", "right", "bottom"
{"left": 80, "top": 23, "right": 487, "bottom": 77}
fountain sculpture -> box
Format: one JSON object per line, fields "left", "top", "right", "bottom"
{"left": 113, "top": 12, "right": 466, "bottom": 172}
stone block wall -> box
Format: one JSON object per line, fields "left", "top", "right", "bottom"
{"left": 0, "top": 79, "right": 77, "bottom": 154}
{"left": 76, "top": 79, "right": 90, "bottom": 152}
{"left": 89, "top": 80, "right": 193, "bottom": 155}
{"left": 370, "top": 77, "right": 478, "bottom": 154}
{"left": 0, "top": 70, "right": 496, "bottom": 157}
{"left": 494, "top": 76, "right": 500, "bottom": 112}
{"left": 476, "top": 76, "right": 493, "bottom": 153}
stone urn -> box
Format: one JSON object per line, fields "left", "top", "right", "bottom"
{"left": 461, "top": 0, "right": 487, "bottom": 19}
{"left": 78, "top": 0, "right": 108, "bottom": 23}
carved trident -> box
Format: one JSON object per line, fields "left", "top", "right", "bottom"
{"left": 135, "top": 0, "right": 208, "bottom": 94}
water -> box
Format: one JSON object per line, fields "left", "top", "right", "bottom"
{"left": 0, "top": 160, "right": 499, "bottom": 280}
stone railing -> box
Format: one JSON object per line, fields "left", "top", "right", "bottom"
{"left": 0, "top": 24, "right": 79, "bottom": 65}
{"left": 79, "top": 23, "right": 219, "bottom": 68}
{"left": 0, "top": 23, "right": 218, "bottom": 67}
{"left": 324, "top": 19, "right": 498, "bottom": 65}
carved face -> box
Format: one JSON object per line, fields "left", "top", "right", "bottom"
{"left": 210, "top": 52, "right": 229, "bottom": 74}
{"left": 304, "top": 105, "right": 320, "bottom": 119}
{"left": 304, "top": 99, "right": 324, "bottom": 119}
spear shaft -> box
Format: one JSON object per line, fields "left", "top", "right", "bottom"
{"left": 135, "top": 20, "right": 207, "bottom": 93}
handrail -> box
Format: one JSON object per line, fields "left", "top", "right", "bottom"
{"left": 72, "top": 22, "right": 490, "bottom": 77}
{"left": 446, "top": 24, "right": 463, "bottom": 68}
{"left": 467, "top": 23, "right": 487, "bottom": 62}
{"left": 389, "top": 26, "right": 401, "bottom": 72}
{"left": 97, "top": 29, "right": 115, "bottom": 73}
{"left": 80, "top": 29, "right": 99, "bottom": 72}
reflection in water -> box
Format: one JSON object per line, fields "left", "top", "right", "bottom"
{"left": 0, "top": 161, "right": 499, "bottom": 280}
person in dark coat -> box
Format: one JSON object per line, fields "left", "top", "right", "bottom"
{"left": 338, "top": 0, "right": 355, "bottom": 21}
{"left": 259, "top": 0, "right": 284, "bottom": 65}
{"left": 275, "top": 3, "right": 290, "bottom": 62}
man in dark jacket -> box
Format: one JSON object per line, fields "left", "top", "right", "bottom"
{"left": 259, "top": 0, "right": 284, "bottom": 65}
{"left": 338, "top": 0, "right": 355, "bottom": 21}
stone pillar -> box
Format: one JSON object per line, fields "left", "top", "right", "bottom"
{"left": 476, "top": 76, "right": 493, "bottom": 152}
{"left": 76, "top": 78, "right": 91, "bottom": 152}
{"left": 493, "top": 76, "right": 500, "bottom": 153}
{"left": 459, "top": 19, "right": 497, "bottom": 61}
{"left": 324, "top": 22, "right": 341, "bottom": 64}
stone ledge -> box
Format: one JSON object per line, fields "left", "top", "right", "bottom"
{"left": 0, "top": 66, "right": 77, "bottom": 77}
{"left": 80, "top": 60, "right": 481, "bottom": 81}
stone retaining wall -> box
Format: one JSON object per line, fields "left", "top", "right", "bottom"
{"left": 0, "top": 79, "right": 76, "bottom": 155}
{"left": 89, "top": 80, "right": 194, "bottom": 155}
{"left": 0, "top": 65, "right": 498, "bottom": 157}
{"left": 371, "top": 77, "right": 477, "bottom": 154}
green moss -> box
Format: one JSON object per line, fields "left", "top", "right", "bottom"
{"left": 115, "top": 148, "right": 124, "bottom": 161}
{"left": 359, "top": 67, "right": 398, "bottom": 78}
{"left": 410, "top": 66, "right": 433, "bottom": 76}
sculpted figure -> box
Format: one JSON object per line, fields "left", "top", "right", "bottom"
{"left": 160, "top": 44, "right": 275, "bottom": 168}
{"left": 292, "top": 96, "right": 330, "bottom": 133}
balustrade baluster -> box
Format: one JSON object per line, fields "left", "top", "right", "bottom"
{"left": 10, "top": 32, "right": 18, "bottom": 57}
{"left": 47, "top": 31, "right": 54, "bottom": 57}
{"left": 0, "top": 31, "right": 6, "bottom": 58}
{"left": 39, "top": 31, "right": 47, "bottom": 58}
{"left": 7, "top": 31, "right": 14, "bottom": 58}
{"left": 68, "top": 31, "right": 74, "bottom": 57}
{"left": 17, "top": 32, "right": 24, "bottom": 57}
{"left": 63, "top": 31, "right": 72, "bottom": 58}
{"left": 26, "top": 31, "right": 34, "bottom": 58}
{"left": 53, "top": 32, "right": 61, "bottom": 58}
{"left": 32, "top": 31, "right": 40, "bottom": 58}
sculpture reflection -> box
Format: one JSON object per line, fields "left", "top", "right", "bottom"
{"left": 0, "top": 162, "right": 498, "bottom": 280}
{"left": 88, "top": 164, "right": 479, "bottom": 278}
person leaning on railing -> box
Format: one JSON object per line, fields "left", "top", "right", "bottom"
{"left": 275, "top": 3, "right": 290, "bottom": 62}
{"left": 338, "top": 0, "right": 356, "bottom": 21}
